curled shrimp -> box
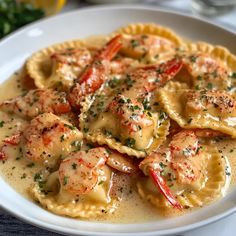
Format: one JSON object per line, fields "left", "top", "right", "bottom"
{"left": 120, "top": 57, "right": 183, "bottom": 99}
{"left": 58, "top": 146, "right": 138, "bottom": 197}
{"left": 110, "top": 56, "right": 139, "bottom": 76}
{"left": 139, "top": 130, "right": 205, "bottom": 209}
{"left": 106, "top": 148, "right": 139, "bottom": 174}
{"left": 107, "top": 94, "right": 153, "bottom": 133}
{"left": 120, "top": 34, "right": 176, "bottom": 62}
{"left": 68, "top": 35, "right": 122, "bottom": 110}
{"left": 58, "top": 147, "right": 108, "bottom": 195}
{"left": 49, "top": 47, "right": 92, "bottom": 90}
{"left": 169, "top": 120, "right": 226, "bottom": 139}
{"left": 0, "top": 89, "right": 71, "bottom": 119}
{"left": 177, "top": 53, "right": 232, "bottom": 91}
{"left": 0, "top": 133, "right": 21, "bottom": 160}
{"left": 185, "top": 89, "right": 236, "bottom": 118}
{"left": 21, "top": 113, "right": 83, "bottom": 168}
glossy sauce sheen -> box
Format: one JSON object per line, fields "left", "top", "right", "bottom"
{"left": 0, "top": 72, "right": 159, "bottom": 223}
{"left": 0, "top": 73, "right": 236, "bottom": 223}
{"left": 1, "top": 30, "right": 236, "bottom": 222}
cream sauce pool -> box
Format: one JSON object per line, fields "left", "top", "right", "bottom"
{"left": 0, "top": 72, "right": 161, "bottom": 223}
{"left": 1, "top": 73, "right": 236, "bottom": 223}
{"left": 0, "top": 64, "right": 236, "bottom": 223}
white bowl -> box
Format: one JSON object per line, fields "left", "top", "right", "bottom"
{"left": 0, "top": 5, "right": 236, "bottom": 236}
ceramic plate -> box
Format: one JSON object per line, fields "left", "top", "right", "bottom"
{"left": 0, "top": 5, "right": 236, "bottom": 236}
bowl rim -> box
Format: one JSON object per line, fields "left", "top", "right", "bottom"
{"left": 0, "top": 4, "right": 236, "bottom": 236}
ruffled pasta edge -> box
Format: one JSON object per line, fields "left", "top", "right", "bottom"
{"left": 30, "top": 184, "right": 117, "bottom": 218}
{"left": 113, "top": 22, "right": 184, "bottom": 47}
{"left": 184, "top": 42, "right": 236, "bottom": 71}
{"left": 137, "top": 145, "right": 227, "bottom": 211}
{"left": 80, "top": 97, "right": 170, "bottom": 158}
{"left": 26, "top": 40, "right": 87, "bottom": 89}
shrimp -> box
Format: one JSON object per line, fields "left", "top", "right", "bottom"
{"left": 120, "top": 34, "right": 176, "bottom": 62}
{"left": 0, "top": 133, "right": 22, "bottom": 160}
{"left": 106, "top": 149, "right": 139, "bottom": 174}
{"left": 185, "top": 89, "right": 236, "bottom": 118}
{"left": 139, "top": 130, "right": 204, "bottom": 209}
{"left": 169, "top": 120, "right": 226, "bottom": 138}
{"left": 68, "top": 35, "right": 122, "bottom": 110}
{"left": 58, "top": 146, "right": 138, "bottom": 196}
{"left": 58, "top": 147, "right": 108, "bottom": 195}
{"left": 107, "top": 94, "right": 153, "bottom": 134}
{"left": 0, "top": 89, "right": 71, "bottom": 119}
{"left": 177, "top": 53, "right": 232, "bottom": 91}
{"left": 110, "top": 56, "right": 139, "bottom": 76}
{"left": 105, "top": 58, "right": 182, "bottom": 134}
{"left": 109, "top": 57, "right": 183, "bottom": 107}
{"left": 49, "top": 48, "right": 92, "bottom": 90}
{"left": 20, "top": 113, "right": 83, "bottom": 168}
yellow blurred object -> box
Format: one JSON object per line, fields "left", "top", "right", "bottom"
{"left": 20, "top": 0, "right": 66, "bottom": 15}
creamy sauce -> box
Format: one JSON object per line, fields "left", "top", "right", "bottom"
{"left": 0, "top": 74, "right": 162, "bottom": 223}
{"left": 1, "top": 33, "right": 236, "bottom": 223}
{"left": 1, "top": 74, "right": 236, "bottom": 223}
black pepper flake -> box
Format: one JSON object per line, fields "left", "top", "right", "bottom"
{"left": 72, "top": 163, "right": 77, "bottom": 170}
{"left": 21, "top": 173, "right": 27, "bottom": 179}
{"left": 231, "top": 72, "right": 236, "bottom": 79}
{"left": 26, "top": 162, "right": 35, "bottom": 168}
{"left": 124, "top": 138, "right": 136, "bottom": 148}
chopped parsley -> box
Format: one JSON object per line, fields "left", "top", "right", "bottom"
{"left": 124, "top": 138, "right": 136, "bottom": 148}
{"left": 64, "top": 124, "right": 76, "bottom": 130}
{"left": 207, "top": 83, "right": 213, "bottom": 89}
{"left": 130, "top": 39, "right": 139, "bottom": 48}
{"left": 190, "top": 55, "right": 197, "bottom": 62}
{"left": 83, "top": 127, "right": 89, "bottom": 133}
{"left": 20, "top": 173, "right": 27, "bottom": 179}
{"left": 26, "top": 162, "right": 35, "bottom": 168}
{"left": 60, "top": 134, "right": 65, "bottom": 142}
{"left": 231, "top": 72, "right": 236, "bottom": 79}
{"left": 159, "top": 162, "right": 167, "bottom": 169}
{"left": 187, "top": 118, "right": 193, "bottom": 124}
{"left": 0, "top": 120, "right": 5, "bottom": 128}
{"left": 71, "top": 140, "right": 81, "bottom": 150}
{"left": 197, "top": 75, "right": 202, "bottom": 81}
{"left": 124, "top": 74, "right": 135, "bottom": 88}
{"left": 211, "top": 70, "right": 218, "bottom": 78}
{"left": 142, "top": 98, "right": 151, "bottom": 111}
{"left": 34, "top": 172, "right": 42, "bottom": 182}
{"left": 72, "top": 163, "right": 77, "bottom": 170}
{"left": 108, "top": 77, "right": 120, "bottom": 88}
{"left": 63, "top": 176, "right": 69, "bottom": 185}
{"left": 103, "top": 129, "right": 112, "bottom": 137}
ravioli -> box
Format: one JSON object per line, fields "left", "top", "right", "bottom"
{"left": 31, "top": 166, "right": 117, "bottom": 218}
{"left": 114, "top": 23, "right": 184, "bottom": 65}
{"left": 26, "top": 40, "right": 91, "bottom": 90}
{"left": 177, "top": 42, "right": 236, "bottom": 92}
{"left": 158, "top": 81, "right": 236, "bottom": 137}
{"left": 137, "top": 145, "right": 228, "bottom": 212}
{"left": 1, "top": 23, "right": 236, "bottom": 221}
{"left": 80, "top": 76, "right": 170, "bottom": 157}
{"left": 20, "top": 113, "right": 83, "bottom": 168}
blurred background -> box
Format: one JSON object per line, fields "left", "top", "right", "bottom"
{"left": 0, "top": 0, "right": 236, "bottom": 39}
